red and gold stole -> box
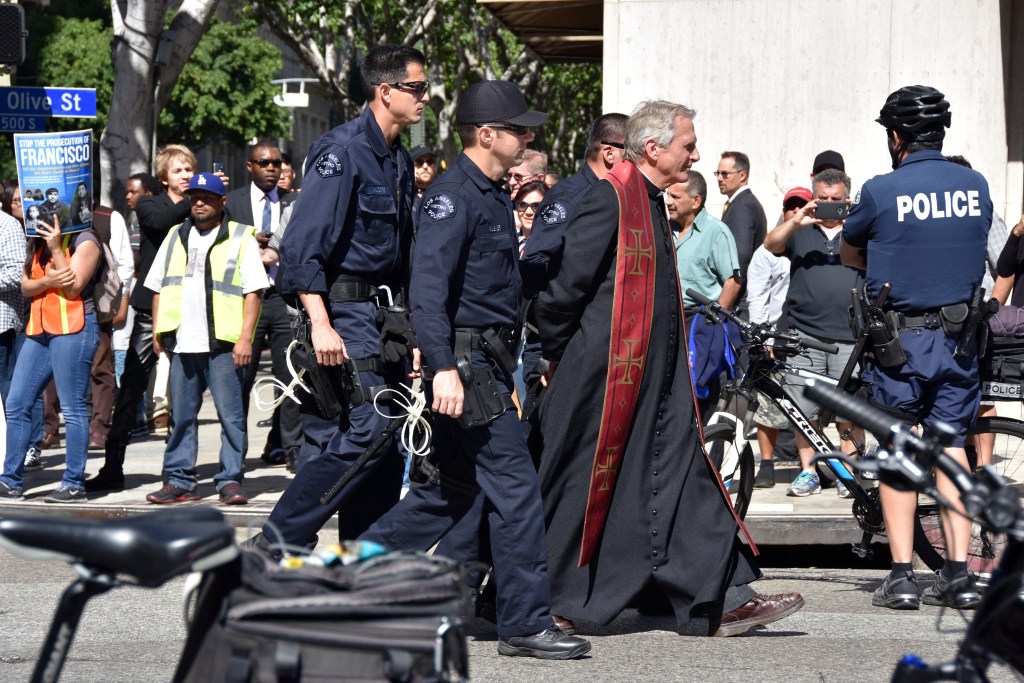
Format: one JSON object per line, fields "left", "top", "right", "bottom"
{"left": 578, "top": 161, "right": 656, "bottom": 567}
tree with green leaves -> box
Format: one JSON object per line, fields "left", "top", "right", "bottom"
{"left": 247, "top": 0, "right": 601, "bottom": 175}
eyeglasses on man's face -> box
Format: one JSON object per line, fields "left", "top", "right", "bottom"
{"left": 713, "top": 170, "right": 740, "bottom": 179}
{"left": 374, "top": 81, "right": 429, "bottom": 98}
{"left": 250, "top": 158, "right": 283, "bottom": 169}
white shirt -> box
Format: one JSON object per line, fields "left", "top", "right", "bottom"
{"left": 145, "top": 222, "right": 268, "bottom": 353}
{"left": 250, "top": 183, "right": 281, "bottom": 234}
{"left": 746, "top": 244, "right": 790, "bottom": 326}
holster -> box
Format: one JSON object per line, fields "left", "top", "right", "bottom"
{"left": 866, "top": 302, "right": 906, "bottom": 368}
{"left": 455, "top": 358, "right": 515, "bottom": 430}
{"left": 953, "top": 286, "right": 987, "bottom": 358}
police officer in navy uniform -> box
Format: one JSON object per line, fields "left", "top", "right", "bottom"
{"left": 841, "top": 85, "right": 992, "bottom": 611}
{"left": 253, "top": 45, "right": 428, "bottom": 550}
{"left": 358, "top": 80, "right": 592, "bottom": 660}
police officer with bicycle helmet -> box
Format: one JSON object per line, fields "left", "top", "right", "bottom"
{"left": 840, "top": 85, "right": 992, "bottom": 611}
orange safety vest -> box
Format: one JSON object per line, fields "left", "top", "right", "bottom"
{"left": 26, "top": 234, "right": 85, "bottom": 336}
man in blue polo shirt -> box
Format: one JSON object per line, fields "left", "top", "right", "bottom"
{"left": 841, "top": 85, "right": 992, "bottom": 611}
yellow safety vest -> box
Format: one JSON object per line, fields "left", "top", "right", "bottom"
{"left": 154, "top": 220, "right": 258, "bottom": 344}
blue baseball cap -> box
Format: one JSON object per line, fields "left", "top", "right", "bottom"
{"left": 186, "top": 172, "right": 226, "bottom": 197}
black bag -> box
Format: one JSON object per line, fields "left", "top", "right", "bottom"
{"left": 980, "top": 337, "right": 1024, "bottom": 383}
{"left": 174, "top": 549, "right": 471, "bottom": 683}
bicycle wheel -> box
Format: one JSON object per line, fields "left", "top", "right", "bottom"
{"left": 913, "top": 417, "right": 1024, "bottom": 582}
{"left": 704, "top": 413, "right": 755, "bottom": 520}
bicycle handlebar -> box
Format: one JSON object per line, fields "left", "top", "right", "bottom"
{"left": 685, "top": 288, "right": 839, "bottom": 355}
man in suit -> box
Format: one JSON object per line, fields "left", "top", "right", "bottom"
{"left": 225, "top": 140, "right": 300, "bottom": 467}
{"left": 717, "top": 151, "right": 767, "bottom": 314}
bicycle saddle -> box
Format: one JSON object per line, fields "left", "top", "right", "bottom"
{"left": 0, "top": 507, "right": 237, "bottom": 587}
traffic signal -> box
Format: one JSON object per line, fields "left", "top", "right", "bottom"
{"left": 0, "top": 3, "right": 26, "bottom": 66}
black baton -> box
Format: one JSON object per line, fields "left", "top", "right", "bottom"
{"left": 319, "top": 417, "right": 404, "bottom": 504}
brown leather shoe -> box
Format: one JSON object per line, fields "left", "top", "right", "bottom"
{"left": 552, "top": 615, "right": 576, "bottom": 636}
{"left": 712, "top": 592, "right": 804, "bottom": 637}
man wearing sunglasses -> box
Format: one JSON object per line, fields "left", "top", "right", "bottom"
{"left": 408, "top": 144, "right": 437, "bottom": 225}
{"left": 357, "top": 79, "right": 593, "bottom": 661}
{"left": 717, "top": 150, "right": 767, "bottom": 315}
{"left": 253, "top": 45, "right": 425, "bottom": 555}
{"left": 225, "top": 141, "right": 300, "bottom": 469}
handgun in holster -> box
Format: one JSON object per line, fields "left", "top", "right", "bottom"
{"left": 292, "top": 310, "right": 372, "bottom": 418}
{"left": 953, "top": 285, "right": 996, "bottom": 359}
{"left": 455, "top": 358, "right": 514, "bottom": 430}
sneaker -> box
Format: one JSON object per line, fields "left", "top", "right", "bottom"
{"left": 753, "top": 463, "right": 775, "bottom": 488}
{"left": 218, "top": 482, "right": 248, "bottom": 505}
{"left": 146, "top": 484, "right": 200, "bottom": 504}
{"left": 0, "top": 480, "right": 24, "bottom": 500}
{"left": 836, "top": 479, "right": 853, "bottom": 498}
{"left": 872, "top": 571, "right": 920, "bottom": 610}
{"left": 921, "top": 570, "right": 981, "bottom": 610}
{"left": 43, "top": 485, "right": 87, "bottom": 504}
{"left": 23, "top": 447, "right": 43, "bottom": 472}
{"left": 786, "top": 470, "right": 821, "bottom": 497}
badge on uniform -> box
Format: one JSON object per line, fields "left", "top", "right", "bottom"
{"left": 315, "top": 152, "right": 343, "bottom": 178}
{"left": 424, "top": 193, "right": 456, "bottom": 220}
{"left": 541, "top": 201, "right": 568, "bottom": 225}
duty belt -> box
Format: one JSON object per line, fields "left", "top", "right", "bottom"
{"left": 453, "top": 326, "right": 519, "bottom": 375}
{"left": 329, "top": 276, "right": 382, "bottom": 303}
{"left": 888, "top": 310, "right": 943, "bottom": 330}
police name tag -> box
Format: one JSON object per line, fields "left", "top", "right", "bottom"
{"left": 315, "top": 152, "right": 343, "bottom": 178}
{"left": 424, "top": 193, "right": 455, "bottom": 220}
{"left": 541, "top": 201, "right": 568, "bottom": 225}
{"left": 981, "top": 380, "right": 1022, "bottom": 399}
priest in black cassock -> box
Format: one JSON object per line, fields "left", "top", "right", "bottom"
{"left": 534, "top": 100, "right": 804, "bottom": 637}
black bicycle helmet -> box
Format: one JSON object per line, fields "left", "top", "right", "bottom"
{"left": 875, "top": 85, "right": 951, "bottom": 141}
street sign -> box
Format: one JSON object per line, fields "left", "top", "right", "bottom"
{"left": 0, "top": 114, "right": 46, "bottom": 133}
{"left": 0, "top": 87, "right": 97, "bottom": 118}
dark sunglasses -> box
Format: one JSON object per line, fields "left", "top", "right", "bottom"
{"left": 414, "top": 157, "right": 435, "bottom": 167}
{"left": 478, "top": 123, "right": 531, "bottom": 137}
{"left": 516, "top": 201, "right": 541, "bottom": 213}
{"left": 250, "top": 158, "right": 284, "bottom": 168}
{"left": 374, "top": 80, "right": 429, "bottom": 97}
{"left": 601, "top": 140, "right": 625, "bottom": 149}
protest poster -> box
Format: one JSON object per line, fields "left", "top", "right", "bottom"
{"left": 13, "top": 129, "right": 92, "bottom": 237}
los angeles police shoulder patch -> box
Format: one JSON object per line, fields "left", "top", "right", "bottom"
{"left": 423, "top": 193, "right": 456, "bottom": 220}
{"left": 540, "top": 201, "right": 568, "bottom": 225}
{"left": 315, "top": 152, "right": 343, "bottom": 178}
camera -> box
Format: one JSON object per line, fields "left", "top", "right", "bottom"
{"left": 815, "top": 201, "right": 849, "bottom": 221}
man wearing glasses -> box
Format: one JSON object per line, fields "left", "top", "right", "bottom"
{"left": 225, "top": 141, "right": 300, "bottom": 468}
{"left": 357, "top": 79, "right": 593, "bottom": 660}
{"left": 253, "top": 45, "right": 425, "bottom": 552}
{"left": 408, "top": 144, "right": 437, "bottom": 225}
{"left": 717, "top": 151, "right": 767, "bottom": 314}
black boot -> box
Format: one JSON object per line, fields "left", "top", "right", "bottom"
{"left": 753, "top": 461, "right": 775, "bottom": 488}
{"left": 84, "top": 467, "right": 125, "bottom": 492}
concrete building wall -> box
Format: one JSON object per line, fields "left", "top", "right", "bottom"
{"left": 603, "top": 0, "right": 1023, "bottom": 223}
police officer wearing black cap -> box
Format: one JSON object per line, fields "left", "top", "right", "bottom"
{"left": 358, "top": 80, "right": 592, "bottom": 660}
{"left": 253, "top": 45, "right": 428, "bottom": 550}
{"left": 841, "top": 85, "right": 992, "bottom": 611}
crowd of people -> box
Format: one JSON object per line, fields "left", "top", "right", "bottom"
{"left": 0, "top": 41, "right": 1020, "bottom": 660}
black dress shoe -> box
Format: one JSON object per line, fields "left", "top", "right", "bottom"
{"left": 497, "top": 626, "right": 591, "bottom": 660}
{"left": 84, "top": 468, "right": 125, "bottom": 492}
{"left": 713, "top": 592, "right": 805, "bottom": 637}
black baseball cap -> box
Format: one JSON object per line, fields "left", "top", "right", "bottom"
{"left": 409, "top": 145, "right": 436, "bottom": 162}
{"left": 812, "top": 150, "right": 845, "bottom": 174}
{"left": 456, "top": 80, "right": 549, "bottom": 127}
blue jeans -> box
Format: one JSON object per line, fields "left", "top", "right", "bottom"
{"left": 1, "top": 313, "right": 99, "bottom": 492}
{"left": 163, "top": 347, "right": 246, "bottom": 492}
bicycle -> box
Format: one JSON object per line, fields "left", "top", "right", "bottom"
{"left": 687, "top": 289, "right": 1024, "bottom": 579}
{"left": 0, "top": 507, "right": 469, "bottom": 683}
{"left": 803, "top": 380, "right": 1024, "bottom": 683}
